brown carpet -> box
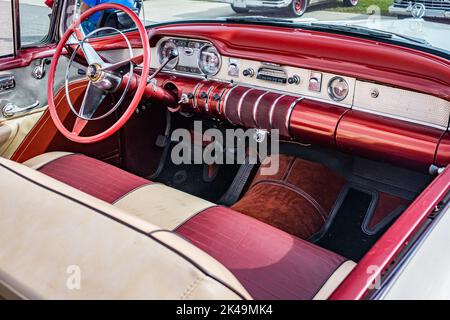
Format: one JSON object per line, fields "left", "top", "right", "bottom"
{"left": 232, "top": 155, "right": 347, "bottom": 239}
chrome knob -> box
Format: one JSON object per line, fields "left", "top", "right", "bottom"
{"left": 288, "top": 75, "right": 300, "bottom": 85}
{"left": 243, "top": 68, "right": 254, "bottom": 77}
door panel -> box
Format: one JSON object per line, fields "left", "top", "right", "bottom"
{"left": 0, "top": 110, "right": 44, "bottom": 158}
{"left": 0, "top": 57, "right": 81, "bottom": 158}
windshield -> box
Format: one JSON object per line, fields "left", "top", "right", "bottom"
{"left": 72, "top": 0, "right": 450, "bottom": 55}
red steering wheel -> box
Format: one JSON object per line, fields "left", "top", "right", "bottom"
{"left": 47, "top": 3, "right": 150, "bottom": 143}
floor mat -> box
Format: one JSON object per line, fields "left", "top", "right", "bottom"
{"left": 231, "top": 155, "right": 347, "bottom": 239}
{"left": 150, "top": 115, "right": 243, "bottom": 202}
{"left": 315, "top": 187, "right": 409, "bottom": 261}
{"left": 152, "top": 156, "right": 241, "bottom": 202}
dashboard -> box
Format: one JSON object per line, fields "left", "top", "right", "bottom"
{"left": 152, "top": 36, "right": 450, "bottom": 130}
{"left": 125, "top": 27, "right": 450, "bottom": 171}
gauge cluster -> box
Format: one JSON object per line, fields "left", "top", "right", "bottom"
{"left": 156, "top": 38, "right": 221, "bottom": 76}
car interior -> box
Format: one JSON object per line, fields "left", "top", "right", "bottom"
{"left": 1, "top": 1, "right": 450, "bottom": 300}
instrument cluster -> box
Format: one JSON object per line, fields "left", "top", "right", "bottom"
{"left": 156, "top": 38, "right": 221, "bottom": 76}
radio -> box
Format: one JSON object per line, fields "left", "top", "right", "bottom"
{"left": 256, "top": 64, "right": 288, "bottom": 84}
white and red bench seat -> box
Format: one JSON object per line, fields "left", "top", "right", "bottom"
{"left": 22, "top": 152, "right": 356, "bottom": 300}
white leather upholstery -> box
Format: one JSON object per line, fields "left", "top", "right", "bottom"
{"left": 3, "top": 152, "right": 356, "bottom": 300}
{"left": 0, "top": 111, "right": 45, "bottom": 159}
{"left": 22, "top": 152, "right": 216, "bottom": 231}
{"left": 114, "top": 184, "right": 215, "bottom": 230}
{"left": 313, "top": 261, "right": 356, "bottom": 300}
{"left": 22, "top": 151, "right": 74, "bottom": 169}
{"left": 0, "top": 156, "right": 251, "bottom": 300}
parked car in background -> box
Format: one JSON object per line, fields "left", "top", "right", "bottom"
{"left": 222, "top": 0, "right": 359, "bottom": 17}
{"left": 389, "top": 0, "right": 450, "bottom": 20}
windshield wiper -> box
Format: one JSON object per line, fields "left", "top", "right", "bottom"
{"left": 307, "top": 23, "right": 430, "bottom": 46}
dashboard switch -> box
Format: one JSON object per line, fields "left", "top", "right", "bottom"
{"left": 200, "top": 92, "right": 208, "bottom": 99}
{"left": 308, "top": 72, "right": 322, "bottom": 92}
{"left": 228, "top": 59, "right": 240, "bottom": 77}
{"left": 243, "top": 68, "right": 255, "bottom": 77}
{"left": 288, "top": 75, "right": 300, "bottom": 85}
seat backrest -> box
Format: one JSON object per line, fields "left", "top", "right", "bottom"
{"left": 0, "top": 157, "right": 250, "bottom": 300}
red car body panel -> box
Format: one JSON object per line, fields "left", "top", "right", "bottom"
{"left": 330, "top": 165, "right": 450, "bottom": 299}
{"left": 336, "top": 110, "right": 444, "bottom": 171}
{"left": 290, "top": 99, "right": 348, "bottom": 147}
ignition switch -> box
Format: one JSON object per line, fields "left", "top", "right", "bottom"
{"left": 243, "top": 68, "right": 255, "bottom": 77}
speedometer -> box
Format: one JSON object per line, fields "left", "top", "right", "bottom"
{"left": 198, "top": 45, "right": 221, "bottom": 76}
{"left": 158, "top": 40, "right": 178, "bottom": 70}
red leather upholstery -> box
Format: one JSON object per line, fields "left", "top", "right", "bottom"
{"left": 37, "top": 154, "right": 349, "bottom": 299}
{"left": 177, "top": 206, "right": 347, "bottom": 300}
{"left": 38, "top": 154, "right": 150, "bottom": 203}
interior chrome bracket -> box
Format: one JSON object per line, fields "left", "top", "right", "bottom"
{"left": 32, "top": 58, "right": 49, "bottom": 80}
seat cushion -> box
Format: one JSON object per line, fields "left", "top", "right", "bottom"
{"left": 0, "top": 156, "right": 251, "bottom": 300}
{"left": 24, "top": 152, "right": 354, "bottom": 299}
{"left": 36, "top": 153, "right": 150, "bottom": 203}
{"left": 25, "top": 152, "right": 215, "bottom": 230}
{"left": 177, "top": 206, "right": 352, "bottom": 300}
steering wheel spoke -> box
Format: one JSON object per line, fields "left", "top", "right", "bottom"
{"left": 74, "top": 28, "right": 105, "bottom": 67}
{"left": 71, "top": 82, "right": 107, "bottom": 136}
{"left": 72, "top": 118, "right": 89, "bottom": 136}
{"left": 80, "top": 82, "right": 107, "bottom": 118}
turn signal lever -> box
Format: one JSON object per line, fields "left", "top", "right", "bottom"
{"left": 148, "top": 48, "right": 179, "bottom": 81}
{"left": 119, "top": 48, "right": 180, "bottom": 108}
{"left": 120, "top": 73, "right": 178, "bottom": 108}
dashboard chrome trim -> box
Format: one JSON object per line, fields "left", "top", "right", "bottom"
{"left": 253, "top": 91, "right": 269, "bottom": 125}
{"left": 222, "top": 85, "right": 238, "bottom": 121}
{"left": 286, "top": 96, "right": 304, "bottom": 132}
{"left": 269, "top": 94, "right": 286, "bottom": 129}
{"left": 152, "top": 46, "right": 449, "bottom": 131}
{"left": 164, "top": 70, "right": 450, "bottom": 131}
{"left": 352, "top": 106, "right": 448, "bottom": 131}
{"left": 204, "top": 85, "right": 215, "bottom": 112}
{"left": 151, "top": 36, "right": 450, "bottom": 131}
{"left": 218, "top": 80, "right": 352, "bottom": 110}
{"left": 237, "top": 88, "right": 256, "bottom": 125}
{"left": 192, "top": 82, "right": 202, "bottom": 109}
